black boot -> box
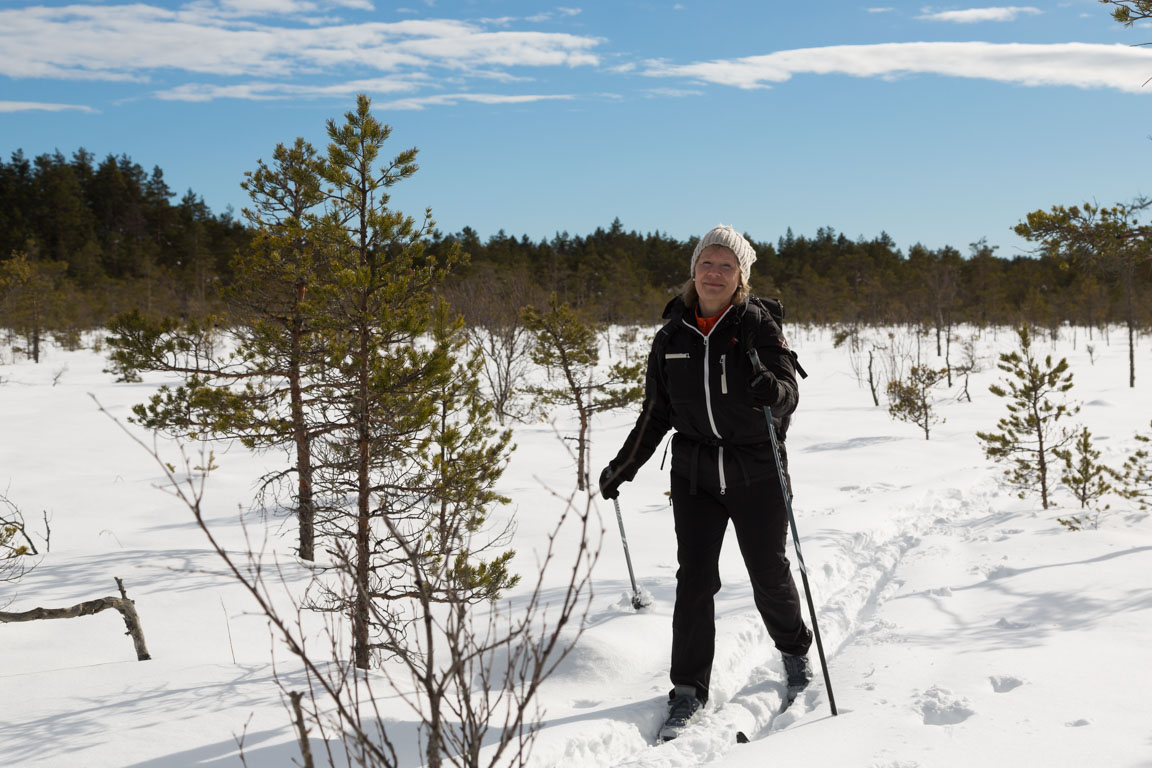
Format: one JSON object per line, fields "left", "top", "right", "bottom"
{"left": 659, "top": 685, "right": 703, "bottom": 741}
{"left": 782, "top": 653, "right": 813, "bottom": 704}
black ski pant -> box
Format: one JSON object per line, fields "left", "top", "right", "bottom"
{"left": 669, "top": 470, "right": 811, "bottom": 704}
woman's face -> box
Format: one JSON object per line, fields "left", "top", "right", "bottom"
{"left": 694, "top": 245, "right": 741, "bottom": 310}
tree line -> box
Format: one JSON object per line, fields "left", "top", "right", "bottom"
{"left": 3, "top": 148, "right": 1151, "bottom": 346}
{"left": 433, "top": 224, "right": 1152, "bottom": 333}
{"left": 0, "top": 148, "right": 249, "bottom": 338}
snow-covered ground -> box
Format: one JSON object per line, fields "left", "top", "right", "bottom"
{"left": 2, "top": 325, "right": 1151, "bottom": 768}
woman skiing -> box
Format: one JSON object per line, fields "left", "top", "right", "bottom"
{"left": 597, "top": 224, "right": 813, "bottom": 742}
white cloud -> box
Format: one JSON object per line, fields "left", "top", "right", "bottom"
{"left": 375, "top": 92, "right": 573, "bottom": 110}
{"left": 0, "top": 100, "right": 97, "bottom": 113}
{"left": 642, "top": 41, "right": 1152, "bottom": 93}
{"left": 918, "top": 6, "right": 1042, "bottom": 23}
{"left": 527, "top": 7, "right": 583, "bottom": 23}
{"left": 0, "top": 5, "right": 602, "bottom": 83}
{"left": 867, "top": 7, "right": 895, "bottom": 12}
{"left": 645, "top": 87, "right": 703, "bottom": 97}
{"left": 155, "top": 75, "right": 426, "bottom": 100}
{"left": 180, "top": 0, "right": 372, "bottom": 19}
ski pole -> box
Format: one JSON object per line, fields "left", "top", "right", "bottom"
{"left": 762, "top": 409, "right": 837, "bottom": 715}
{"left": 750, "top": 349, "right": 838, "bottom": 716}
{"left": 612, "top": 497, "right": 650, "bottom": 610}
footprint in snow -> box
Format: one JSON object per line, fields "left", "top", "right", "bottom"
{"left": 989, "top": 675, "right": 1024, "bottom": 693}
{"left": 1066, "top": 718, "right": 1091, "bottom": 727}
{"left": 915, "top": 686, "right": 974, "bottom": 726}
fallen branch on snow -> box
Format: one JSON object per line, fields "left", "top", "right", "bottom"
{"left": 0, "top": 577, "right": 151, "bottom": 661}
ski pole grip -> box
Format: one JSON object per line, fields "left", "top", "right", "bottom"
{"left": 747, "top": 347, "right": 770, "bottom": 389}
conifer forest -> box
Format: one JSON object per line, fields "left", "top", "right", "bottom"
{"left": 3, "top": 142, "right": 1151, "bottom": 340}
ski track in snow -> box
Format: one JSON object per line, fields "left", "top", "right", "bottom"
{"left": 530, "top": 483, "right": 996, "bottom": 767}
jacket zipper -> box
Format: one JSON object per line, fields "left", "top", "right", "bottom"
{"left": 682, "top": 307, "right": 733, "bottom": 494}
{"left": 720, "top": 354, "right": 728, "bottom": 395}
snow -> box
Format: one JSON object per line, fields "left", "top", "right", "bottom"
{"left": 2, "top": 326, "right": 1151, "bottom": 768}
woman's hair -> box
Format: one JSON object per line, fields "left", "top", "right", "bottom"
{"left": 680, "top": 247, "right": 752, "bottom": 309}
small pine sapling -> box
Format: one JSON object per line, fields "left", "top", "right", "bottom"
{"left": 1114, "top": 420, "right": 1152, "bottom": 511}
{"left": 886, "top": 365, "right": 948, "bottom": 440}
{"left": 977, "top": 325, "right": 1079, "bottom": 510}
{"left": 1055, "top": 426, "right": 1113, "bottom": 530}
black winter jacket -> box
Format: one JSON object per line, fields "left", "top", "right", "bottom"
{"left": 608, "top": 295, "right": 800, "bottom": 495}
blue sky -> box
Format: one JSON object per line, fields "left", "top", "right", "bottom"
{"left": 3, "top": 0, "right": 1151, "bottom": 257}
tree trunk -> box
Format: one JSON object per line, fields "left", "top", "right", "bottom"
{"left": 354, "top": 318, "right": 372, "bottom": 670}
{"left": 867, "top": 349, "right": 879, "bottom": 407}
{"left": 944, "top": 325, "right": 953, "bottom": 387}
{"left": 1127, "top": 283, "right": 1136, "bottom": 389}
{"left": 31, "top": 297, "right": 42, "bottom": 364}
{"left": 577, "top": 407, "right": 589, "bottom": 491}
{"left": 289, "top": 305, "right": 314, "bottom": 562}
{"left": 1035, "top": 398, "right": 1049, "bottom": 510}
{"left": 352, "top": 157, "right": 373, "bottom": 672}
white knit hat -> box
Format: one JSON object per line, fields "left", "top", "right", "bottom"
{"left": 690, "top": 224, "right": 757, "bottom": 284}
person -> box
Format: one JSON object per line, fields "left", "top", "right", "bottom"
{"left": 597, "top": 224, "right": 813, "bottom": 742}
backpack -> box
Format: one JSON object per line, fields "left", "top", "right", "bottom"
{"left": 744, "top": 296, "right": 808, "bottom": 380}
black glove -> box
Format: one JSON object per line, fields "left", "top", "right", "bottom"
{"left": 748, "top": 349, "right": 780, "bottom": 406}
{"left": 598, "top": 464, "right": 625, "bottom": 500}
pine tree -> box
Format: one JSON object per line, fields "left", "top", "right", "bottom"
{"left": 103, "top": 139, "right": 330, "bottom": 560}
{"left": 225, "top": 137, "right": 329, "bottom": 561}
{"left": 1014, "top": 199, "right": 1152, "bottom": 388}
{"left": 977, "top": 325, "right": 1078, "bottom": 509}
{"left": 0, "top": 250, "right": 69, "bottom": 363}
{"left": 419, "top": 302, "right": 518, "bottom": 604}
{"left": 522, "top": 294, "right": 644, "bottom": 490}
{"left": 304, "top": 94, "right": 469, "bottom": 671}
{"left": 886, "top": 365, "right": 948, "bottom": 440}
{"left": 1055, "top": 426, "right": 1113, "bottom": 530}
{"left": 368, "top": 301, "right": 518, "bottom": 767}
